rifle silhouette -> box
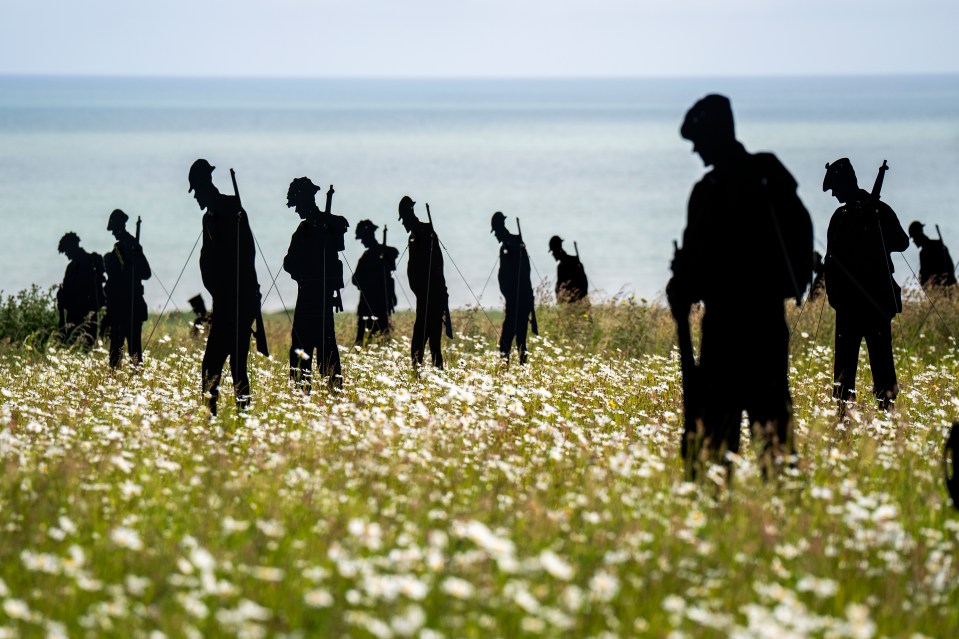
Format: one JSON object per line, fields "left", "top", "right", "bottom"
{"left": 669, "top": 240, "right": 702, "bottom": 478}
{"left": 871, "top": 160, "right": 888, "bottom": 200}
{"left": 425, "top": 203, "right": 454, "bottom": 339}
{"left": 516, "top": 218, "right": 538, "bottom": 336}
{"left": 230, "top": 168, "right": 270, "bottom": 357}
{"left": 318, "top": 185, "right": 344, "bottom": 313}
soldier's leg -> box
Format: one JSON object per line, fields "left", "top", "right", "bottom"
{"left": 321, "top": 310, "right": 342, "bottom": 389}
{"left": 354, "top": 300, "right": 370, "bottom": 346}
{"left": 109, "top": 316, "right": 127, "bottom": 368}
{"left": 130, "top": 320, "right": 143, "bottom": 366}
{"left": 230, "top": 323, "right": 253, "bottom": 410}
{"left": 864, "top": 318, "right": 898, "bottom": 410}
{"left": 499, "top": 301, "right": 516, "bottom": 360}
{"left": 202, "top": 321, "right": 230, "bottom": 416}
{"left": 289, "top": 320, "right": 311, "bottom": 391}
{"left": 411, "top": 302, "right": 427, "bottom": 366}
{"left": 428, "top": 311, "right": 444, "bottom": 370}
{"left": 701, "top": 403, "right": 742, "bottom": 467}
{"left": 516, "top": 306, "right": 529, "bottom": 365}
{"left": 833, "top": 311, "right": 863, "bottom": 405}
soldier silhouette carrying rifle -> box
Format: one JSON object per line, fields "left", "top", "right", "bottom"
{"left": 352, "top": 220, "right": 399, "bottom": 345}
{"left": 548, "top": 235, "right": 588, "bottom": 304}
{"left": 188, "top": 159, "right": 268, "bottom": 416}
{"left": 667, "top": 94, "right": 812, "bottom": 479}
{"left": 283, "top": 177, "right": 348, "bottom": 391}
{"left": 908, "top": 221, "right": 956, "bottom": 290}
{"left": 492, "top": 212, "right": 537, "bottom": 364}
{"left": 823, "top": 159, "right": 909, "bottom": 414}
{"left": 56, "top": 232, "right": 105, "bottom": 348}
{"left": 398, "top": 196, "right": 451, "bottom": 369}
{"left": 103, "top": 209, "right": 151, "bottom": 367}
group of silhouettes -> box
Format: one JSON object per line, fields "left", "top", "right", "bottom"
{"left": 667, "top": 94, "right": 957, "bottom": 482}
{"left": 54, "top": 93, "right": 958, "bottom": 498}
{"left": 55, "top": 162, "right": 590, "bottom": 414}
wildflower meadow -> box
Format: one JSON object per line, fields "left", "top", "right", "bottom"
{"left": 0, "top": 294, "right": 957, "bottom": 638}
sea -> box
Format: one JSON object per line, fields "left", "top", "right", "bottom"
{"left": 1, "top": 75, "right": 957, "bottom": 313}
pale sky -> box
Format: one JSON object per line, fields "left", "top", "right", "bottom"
{"left": 1, "top": 0, "right": 957, "bottom": 77}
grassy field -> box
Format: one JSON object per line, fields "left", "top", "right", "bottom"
{"left": 0, "top": 292, "right": 957, "bottom": 638}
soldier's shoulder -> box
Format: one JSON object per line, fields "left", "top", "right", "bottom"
{"left": 752, "top": 151, "right": 797, "bottom": 189}
{"left": 385, "top": 245, "right": 400, "bottom": 259}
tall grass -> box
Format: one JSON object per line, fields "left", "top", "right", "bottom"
{"left": 0, "top": 293, "right": 956, "bottom": 637}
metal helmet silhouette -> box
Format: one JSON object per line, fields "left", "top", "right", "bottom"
{"left": 355, "top": 219, "right": 378, "bottom": 239}
{"left": 549, "top": 235, "right": 564, "bottom": 252}
{"left": 188, "top": 159, "right": 215, "bottom": 193}
{"left": 823, "top": 158, "right": 857, "bottom": 192}
{"left": 681, "top": 94, "right": 734, "bottom": 143}
{"left": 287, "top": 177, "right": 321, "bottom": 204}
{"left": 398, "top": 195, "right": 416, "bottom": 220}
{"left": 107, "top": 209, "right": 128, "bottom": 232}
{"left": 490, "top": 211, "right": 507, "bottom": 234}
{"left": 908, "top": 221, "right": 925, "bottom": 238}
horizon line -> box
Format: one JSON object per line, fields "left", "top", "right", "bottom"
{"left": 1, "top": 71, "right": 958, "bottom": 82}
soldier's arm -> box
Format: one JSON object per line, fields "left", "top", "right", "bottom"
{"left": 878, "top": 202, "right": 910, "bottom": 253}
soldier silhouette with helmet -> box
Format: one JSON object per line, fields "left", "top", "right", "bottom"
{"left": 56, "top": 232, "right": 105, "bottom": 348}
{"left": 492, "top": 212, "right": 536, "bottom": 364}
{"left": 823, "top": 158, "right": 909, "bottom": 414}
{"left": 548, "top": 235, "right": 588, "bottom": 304}
{"left": 103, "top": 209, "right": 151, "bottom": 367}
{"left": 908, "top": 221, "right": 956, "bottom": 289}
{"left": 283, "top": 177, "right": 349, "bottom": 391}
{"left": 398, "top": 195, "right": 449, "bottom": 369}
{"left": 188, "top": 159, "right": 266, "bottom": 415}
{"left": 351, "top": 219, "right": 399, "bottom": 345}
{"left": 667, "top": 94, "right": 812, "bottom": 478}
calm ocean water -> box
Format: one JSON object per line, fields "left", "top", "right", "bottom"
{"left": 1, "top": 75, "right": 957, "bottom": 313}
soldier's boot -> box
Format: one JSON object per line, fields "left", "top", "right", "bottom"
{"left": 875, "top": 384, "right": 899, "bottom": 412}
{"left": 833, "top": 385, "right": 854, "bottom": 422}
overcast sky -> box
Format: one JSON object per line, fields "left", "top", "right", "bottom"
{"left": 2, "top": 0, "right": 956, "bottom": 77}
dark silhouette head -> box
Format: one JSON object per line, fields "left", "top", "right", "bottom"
{"left": 356, "top": 219, "right": 378, "bottom": 247}
{"left": 490, "top": 211, "right": 509, "bottom": 240}
{"left": 681, "top": 94, "right": 736, "bottom": 167}
{"left": 548, "top": 235, "right": 566, "bottom": 259}
{"left": 189, "top": 159, "right": 218, "bottom": 211}
{"left": 823, "top": 158, "right": 859, "bottom": 204}
{"left": 58, "top": 232, "right": 82, "bottom": 259}
{"left": 287, "top": 177, "right": 321, "bottom": 218}
{"left": 107, "top": 209, "right": 128, "bottom": 237}
{"left": 908, "top": 221, "right": 929, "bottom": 247}
{"left": 398, "top": 196, "right": 418, "bottom": 232}
{"left": 188, "top": 294, "right": 208, "bottom": 316}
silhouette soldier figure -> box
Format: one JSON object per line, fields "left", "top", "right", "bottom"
{"left": 56, "top": 232, "right": 105, "bottom": 347}
{"left": 908, "top": 221, "right": 957, "bottom": 289}
{"left": 492, "top": 212, "right": 537, "bottom": 363}
{"left": 824, "top": 158, "right": 909, "bottom": 413}
{"left": 283, "top": 177, "right": 348, "bottom": 391}
{"left": 667, "top": 94, "right": 812, "bottom": 478}
{"left": 188, "top": 294, "right": 211, "bottom": 337}
{"left": 352, "top": 219, "right": 399, "bottom": 345}
{"left": 548, "top": 235, "right": 588, "bottom": 303}
{"left": 398, "top": 196, "right": 450, "bottom": 369}
{"left": 189, "top": 159, "right": 267, "bottom": 415}
{"left": 103, "top": 209, "right": 151, "bottom": 367}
